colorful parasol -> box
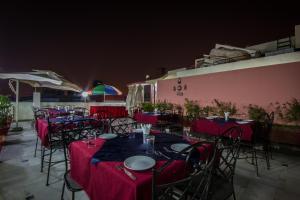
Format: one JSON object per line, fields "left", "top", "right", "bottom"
{"left": 91, "top": 84, "right": 122, "bottom": 95}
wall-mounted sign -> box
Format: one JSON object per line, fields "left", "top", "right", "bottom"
{"left": 173, "top": 78, "right": 187, "bottom": 96}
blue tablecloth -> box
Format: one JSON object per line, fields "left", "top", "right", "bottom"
{"left": 212, "top": 117, "right": 237, "bottom": 126}
{"left": 49, "top": 116, "right": 93, "bottom": 123}
{"left": 92, "top": 133, "right": 200, "bottom": 164}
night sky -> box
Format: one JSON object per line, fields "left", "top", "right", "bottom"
{"left": 0, "top": 2, "right": 299, "bottom": 96}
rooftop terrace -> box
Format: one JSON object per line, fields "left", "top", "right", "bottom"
{"left": 1, "top": 122, "right": 300, "bottom": 200}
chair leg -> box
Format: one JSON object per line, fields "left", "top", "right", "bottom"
{"left": 61, "top": 181, "right": 65, "bottom": 200}
{"left": 34, "top": 136, "right": 39, "bottom": 157}
{"left": 251, "top": 147, "right": 254, "bottom": 164}
{"left": 72, "top": 192, "right": 75, "bottom": 200}
{"left": 254, "top": 149, "right": 259, "bottom": 177}
{"left": 41, "top": 146, "right": 45, "bottom": 172}
{"left": 46, "top": 147, "right": 53, "bottom": 186}
{"left": 232, "top": 188, "right": 237, "bottom": 200}
{"left": 265, "top": 145, "right": 271, "bottom": 170}
{"left": 269, "top": 144, "right": 273, "bottom": 160}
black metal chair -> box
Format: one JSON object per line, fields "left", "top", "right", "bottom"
{"left": 33, "top": 108, "right": 48, "bottom": 157}
{"left": 41, "top": 118, "right": 65, "bottom": 186}
{"left": 208, "top": 126, "right": 242, "bottom": 200}
{"left": 41, "top": 117, "right": 95, "bottom": 186}
{"left": 152, "top": 141, "right": 217, "bottom": 200}
{"left": 60, "top": 126, "right": 93, "bottom": 200}
{"left": 239, "top": 112, "right": 274, "bottom": 176}
{"left": 92, "top": 110, "right": 112, "bottom": 135}
{"left": 110, "top": 117, "right": 137, "bottom": 137}
{"left": 73, "top": 107, "right": 88, "bottom": 117}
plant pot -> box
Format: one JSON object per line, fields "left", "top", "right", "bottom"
{"left": 0, "top": 126, "right": 9, "bottom": 151}
{"left": 271, "top": 125, "right": 300, "bottom": 146}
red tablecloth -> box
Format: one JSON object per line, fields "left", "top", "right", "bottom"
{"left": 134, "top": 113, "right": 162, "bottom": 124}
{"left": 37, "top": 119, "right": 49, "bottom": 146}
{"left": 70, "top": 137, "right": 210, "bottom": 200}
{"left": 90, "top": 106, "right": 128, "bottom": 118}
{"left": 191, "top": 118, "right": 254, "bottom": 141}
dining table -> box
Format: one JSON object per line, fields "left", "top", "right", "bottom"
{"left": 69, "top": 132, "right": 211, "bottom": 200}
{"left": 36, "top": 115, "right": 94, "bottom": 147}
{"left": 90, "top": 106, "right": 128, "bottom": 118}
{"left": 191, "top": 117, "right": 255, "bottom": 141}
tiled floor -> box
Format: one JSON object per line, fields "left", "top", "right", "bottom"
{"left": 1, "top": 122, "right": 300, "bottom": 200}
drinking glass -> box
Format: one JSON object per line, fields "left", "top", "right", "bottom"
{"left": 183, "top": 126, "right": 191, "bottom": 140}
{"left": 165, "top": 128, "right": 170, "bottom": 134}
{"left": 146, "top": 135, "right": 155, "bottom": 154}
{"left": 128, "top": 126, "right": 136, "bottom": 139}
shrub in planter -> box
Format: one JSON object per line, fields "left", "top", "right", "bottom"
{"left": 200, "top": 105, "right": 217, "bottom": 117}
{"left": 0, "top": 95, "right": 13, "bottom": 148}
{"left": 276, "top": 98, "right": 300, "bottom": 125}
{"left": 247, "top": 104, "right": 267, "bottom": 122}
{"left": 212, "top": 99, "right": 237, "bottom": 116}
{"left": 184, "top": 98, "right": 200, "bottom": 121}
{"left": 155, "top": 101, "right": 173, "bottom": 113}
{"left": 141, "top": 102, "right": 155, "bottom": 112}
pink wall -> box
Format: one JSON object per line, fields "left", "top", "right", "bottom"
{"left": 157, "top": 62, "right": 300, "bottom": 117}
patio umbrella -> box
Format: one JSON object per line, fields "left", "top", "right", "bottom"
{"left": 91, "top": 84, "right": 122, "bottom": 102}
{"left": 0, "top": 70, "right": 82, "bottom": 129}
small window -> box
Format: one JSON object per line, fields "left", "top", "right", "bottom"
{"left": 144, "top": 85, "right": 151, "bottom": 102}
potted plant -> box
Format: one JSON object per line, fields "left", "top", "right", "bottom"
{"left": 247, "top": 104, "right": 267, "bottom": 122}
{"left": 0, "top": 95, "right": 13, "bottom": 148}
{"left": 183, "top": 98, "right": 200, "bottom": 125}
{"left": 141, "top": 102, "right": 155, "bottom": 112}
{"left": 213, "top": 99, "right": 237, "bottom": 118}
{"left": 271, "top": 99, "right": 300, "bottom": 146}
{"left": 155, "top": 101, "right": 174, "bottom": 113}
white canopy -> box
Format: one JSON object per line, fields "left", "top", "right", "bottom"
{"left": 0, "top": 70, "right": 82, "bottom": 128}
{"left": 0, "top": 70, "right": 82, "bottom": 92}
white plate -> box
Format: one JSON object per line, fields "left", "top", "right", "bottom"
{"left": 124, "top": 155, "right": 156, "bottom": 171}
{"left": 206, "top": 116, "right": 218, "bottom": 120}
{"left": 170, "top": 143, "right": 191, "bottom": 152}
{"left": 236, "top": 121, "right": 250, "bottom": 124}
{"left": 98, "top": 133, "right": 118, "bottom": 140}
{"left": 244, "top": 119, "right": 254, "bottom": 122}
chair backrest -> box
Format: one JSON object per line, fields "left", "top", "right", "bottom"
{"left": 34, "top": 109, "right": 48, "bottom": 120}
{"left": 152, "top": 142, "right": 217, "bottom": 200}
{"left": 262, "top": 112, "right": 274, "bottom": 140}
{"left": 33, "top": 109, "right": 48, "bottom": 132}
{"left": 110, "top": 117, "right": 136, "bottom": 136}
{"left": 61, "top": 126, "right": 97, "bottom": 171}
{"left": 73, "top": 107, "right": 88, "bottom": 116}
{"left": 216, "top": 126, "right": 242, "bottom": 181}
{"left": 92, "top": 110, "right": 112, "bottom": 134}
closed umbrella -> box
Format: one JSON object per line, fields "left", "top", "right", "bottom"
{"left": 126, "top": 85, "right": 136, "bottom": 115}
{"left": 134, "top": 85, "right": 144, "bottom": 108}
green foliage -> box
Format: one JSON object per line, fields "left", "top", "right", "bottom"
{"left": 276, "top": 98, "right": 300, "bottom": 123}
{"left": 0, "top": 95, "right": 13, "bottom": 128}
{"left": 247, "top": 104, "right": 267, "bottom": 121}
{"left": 184, "top": 98, "right": 200, "bottom": 121}
{"left": 155, "top": 101, "right": 173, "bottom": 113}
{"left": 213, "top": 99, "right": 237, "bottom": 116}
{"left": 141, "top": 102, "right": 154, "bottom": 112}
{"left": 201, "top": 105, "right": 217, "bottom": 117}
{"left": 173, "top": 104, "right": 183, "bottom": 114}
